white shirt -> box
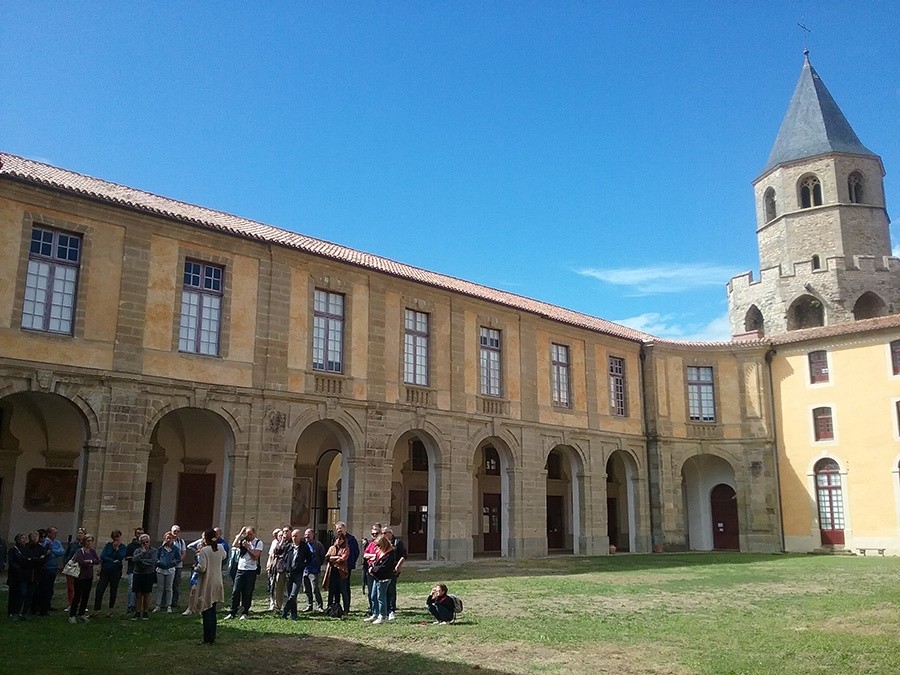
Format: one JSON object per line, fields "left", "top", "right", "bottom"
{"left": 237, "top": 537, "right": 263, "bottom": 571}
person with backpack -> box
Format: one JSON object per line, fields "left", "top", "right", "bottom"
{"left": 426, "top": 583, "right": 460, "bottom": 624}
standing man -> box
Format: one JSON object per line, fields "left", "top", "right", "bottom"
{"left": 124, "top": 527, "right": 143, "bottom": 613}
{"left": 37, "top": 526, "right": 65, "bottom": 614}
{"left": 302, "top": 528, "right": 325, "bottom": 612}
{"left": 334, "top": 521, "right": 359, "bottom": 616}
{"left": 382, "top": 526, "right": 407, "bottom": 621}
{"left": 170, "top": 525, "right": 187, "bottom": 609}
{"left": 280, "top": 529, "right": 310, "bottom": 620}
{"left": 224, "top": 526, "right": 263, "bottom": 620}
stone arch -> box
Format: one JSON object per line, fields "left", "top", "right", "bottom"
{"left": 147, "top": 407, "right": 235, "bottom": 541}
{"left": 763, "top": 187, "right": 777, "bottom": 222}
{"left": 798, "top": 173, "right": 823, "bottom": 208}
{"left": 0, "top": 390, "right": 91, "bottom": 538}
{"left": 744, "top": 305, "right": 764, "bottom": 335}
{"left": 848, "top": 170, "right": 864, "bottom": 204}
{"left": 680, "top": 453, "right": 739, "bottom": 551}
{"left": 787, "top": 294, "right": 825, "bottom": 330}
{"left": 852, "top": 291, "right": 886, "bottom": 321}
{"left": 545, "top": 444, "right": 586, "bottom": 554}
{"left": 291, "top": 415, "right": 359, "bottom": 539}
{"left": 286, "top": 407, "right": 365, "bottom": 462}
{"left": 387, "top": 424, "right": 445, "bottom": 560}
{"left": 606, "top": 449, "right": 639, "bottom": 553}
{"left": 469, "top": 435, "right": 516, "bottom": 557}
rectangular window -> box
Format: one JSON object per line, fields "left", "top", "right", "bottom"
{"left": 22, "top": 226, "right": 81, "bottom": 334}
{"left": 687, "top": 366, "right": 716, "bottom": 422}
{"left": 808, "top": 350, "right": 829, "bottom": 384}
{"left": 891, "top": 341, "right": 900, "bottom": 376}
{"left": 403, "top": 309, "right": 429, "bottom": 386}
{"left": 313, "top": 289, "right": 344, "bottom": 373}
{"left": 479, "top": 327, "right": 502, "bottom": 397}
{"left": 609, "top": 356, "right": 627, "bottom": 416}
{"left": 178, "top": 260, "right": 223, "bottom": 355}
{"left": 551, "top": 343, "right": 571, "bottom": 407}
{"left": 813, "top": 406, "right": 834, "bottom": 441}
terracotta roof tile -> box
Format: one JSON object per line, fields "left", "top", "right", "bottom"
{"left": 1, "top": 152, "right": 656, "bottom": 342}
{"left": 770, "top": 313, "right": 900, "bottom": 346}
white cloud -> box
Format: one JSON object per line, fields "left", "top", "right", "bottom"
{"left": 577, "top": 263, "right": 741, "bottom": 295}
{"left": 892, "top": 243, "right": 900, "bottom": 258}
{"left": 615, "top": 311, "right": 732, "bottom": 341}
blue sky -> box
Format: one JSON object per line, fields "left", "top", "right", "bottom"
{"left": 2, "top": 2, "right": 897, "bottom": 340}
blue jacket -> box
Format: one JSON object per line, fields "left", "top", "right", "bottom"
{"left": 100, "top": 542, "right": 127, "bottom": 573}
{"left": 156, "top": 544, "right": 180, "bottom": 571}
{"left": 42, "top": 537, "right": 65, "bottom": 570}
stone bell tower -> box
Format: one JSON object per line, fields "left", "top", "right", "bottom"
{"left": 728, "top": 52, "right": 897, "bottom": 337}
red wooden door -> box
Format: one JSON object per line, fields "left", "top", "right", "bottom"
{"left": 816, "top": 460, "right": 845, "bottom": 545}
{"left": 546, "top": 495, "right": 564, "bottom": 549}
{"left": 710, "top": 484, "right": 740, "bottom": 551}
{"left": 407, "top": 490, "right": 428, "bottom": 555}
{"left": 482, "top": 492, "right": 501, "bottom": 552}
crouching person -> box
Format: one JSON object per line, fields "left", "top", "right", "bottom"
{"left": 426, "top": 583, "right": 457, "bottom": 624}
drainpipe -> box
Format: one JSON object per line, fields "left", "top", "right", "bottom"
{"left": 638, "top": 342, "right": 659, "bottom": 551}
{"left": 765, "top": 345, "right": 786, "bottom": 553}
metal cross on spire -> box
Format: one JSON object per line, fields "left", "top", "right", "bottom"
{"left": 797, "top": 20, "right": 811, "bottom": 59}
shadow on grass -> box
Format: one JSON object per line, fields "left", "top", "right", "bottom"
{"left": 403, "top": 551, "right": 802, "bottom": 583}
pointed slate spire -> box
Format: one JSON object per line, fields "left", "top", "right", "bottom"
{"left": 762, "top": 52, "right": 876, "bottom": 175}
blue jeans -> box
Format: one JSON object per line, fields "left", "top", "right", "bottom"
{"left": 372, "top": 579, "right": 390, "bottom": 618}
{"left": 282, "top": 578, "right": 302, "bottom": 619}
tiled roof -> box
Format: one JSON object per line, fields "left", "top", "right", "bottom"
{"left": 761, "top": 55, "right": 877, "bottom": 176}
{"left": 770, "top": 313, "right": 900, "bottom": 346}
{"left": 1, "top": 152, "right": 661, "bottom": 343}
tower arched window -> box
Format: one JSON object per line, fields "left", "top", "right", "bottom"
{"left": 848, "top": 171, "right": 864, "bottom": 204}
{"left": 764, "top": 187, "right": 777, "bottom": 222}
{"left": 811, "top": 255, "right": 821, "bottom": 270}
{"left": 852, "top": 291, "right": 886, "bottom": 321}
{"left": 743, "top": 305, "right": 764, "bottom": 335}
{"left": 787, "top": 294, "right": 825, "bottom": 330}
{"left": 799, "top": 175, "right": 823, "bottom": 208}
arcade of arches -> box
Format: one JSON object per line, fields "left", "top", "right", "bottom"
{"left": 0, "top": 384, "right": 779, "bottom": 560}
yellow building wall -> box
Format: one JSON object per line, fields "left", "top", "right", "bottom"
{"left": 773, "top": 334, "right": 900, "bottom": 553}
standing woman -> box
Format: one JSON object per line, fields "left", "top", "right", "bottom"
{"left": 23, "top": 532, "right": 47, "bottom": 617}
{"left": 93, "top": 530, "right": 127, "bottom": 616}
{"left": 131, "top": 534, "right": 157, "bottom": 620}
{"left": 63, "top": 527, "right": 86, "bottom": 610}
{"left": 68, "top": 533, "right": 100, "bottom": 623}
{"left": 322, "top": 532, "right": 349, "bottom": 618}
{"left": 190, "top": 528, "right": 225, "bottom": 644}
{"left": 154, "top": 532, "right": 179, "bottom": 612}
{"left": 6, "top": 534, "right": 27, "bottom": 620}
{"left": 366, "top": 535, "right": 397, "bottom": 625}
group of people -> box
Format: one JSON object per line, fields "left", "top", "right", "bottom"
{"left": 5, "top": 520, "right": 459, "bottom": 642}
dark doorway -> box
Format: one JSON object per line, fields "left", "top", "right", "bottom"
{"left": 142, "top": 482, "right": 153, "bottom": 532}
{"left": 407, "top": 489, "right": 428, "bottom": 555}
{"left": 176, "top": 473, "right": 215, "bottom": 531}
{"left": 607, "top": 497, "right": 619, "bottom": 549}
{"left": 547, "top": 495, "right": 564, "bottom": 549}
{"left": 482, "top": 492, "right": 501, "bottom": 552}
{"left": 710, "top": 484, "right": 740, "bottom": 551}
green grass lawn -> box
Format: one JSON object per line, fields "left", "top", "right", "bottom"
{"left": 3, "top": 553, "right": 899, "bottom": 674}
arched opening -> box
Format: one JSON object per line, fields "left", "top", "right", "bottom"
{"left": 787, "top": 294, "right": 825, "bottom": 330}
{"left": 606, "top": 451, "right": 637, "bottom": 552}
{"left": 743, "top": 305, "right": 764, "bottom": 335}
{"left": 0, "top": 392, "right": 89, "bottom": 539}
{"left": 764, "top": 187, "right": 777, "bottom": 222}
{"left": 293, "top": 420, "right": 351, "bottom": 544}
{"left": 811, "top": 255, "right": 821, "bottom": 270}
{"left": 391, "top": 430, "right": 441, "bottom": 559}
{"left": 848, "top": 171, "right": 864, "bottom": 204}
{"left": 852, "top": 291, "right": 886, "bottom": 321}
{"left": 814, "top": 458, "right": 845, "bottom": 546}
{"left": 681, "top": 454, "right": 738, "bottom": 551}
{"left": 545, "top": 445, "right": 583, "bottom": 554}
{"left": 148, "top": 408, "right": 233, "bottom": 542}
{"left": 799, "top": 174, "right": 823, "bottom": 208}
{"left": 472, "top": 440, "right": 513, "bottom": 557}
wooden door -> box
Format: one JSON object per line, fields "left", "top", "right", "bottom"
{"left": 482, "top": 492, "right": 501, "bottom": 552}
{"left": 710, "top": 484, "right": 740, "bottom": 551}
{"left": 407, "top": 489, "right": 428, "bottom": 555}
{"left": 546, "top": 495, "right": 564, "bottom": 549}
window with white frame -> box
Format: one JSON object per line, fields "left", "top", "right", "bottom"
{"left": 813, "top": 406, "right": 834, "bottom": 441}
{"left": 178, "top": 260, "right": 223, "bottom": 355}
{"left": 551, "top": 343, "right": 571, "bottom": 407}
{"left": 22, "top": 226, "right": 81, "bottom": 335}
{"left": 814, "top": 459, "right": 844, "bottom": 532}
{"left": 403, "top": 309, "right": 429, "bottom": 386}
{"left": 808, "top": 350, "right": 829, "bottom": 384}
{"left": 686, "top": 366, "right": 716, "bottom": 422}
{"left": 312, "top": 289, "right": 344, "bottom": 373}
{"left": 609, "top": 356, "right": 627, "bottom": 416}
{"left": 479, "top": 327, "right": 502, "bottom": 397}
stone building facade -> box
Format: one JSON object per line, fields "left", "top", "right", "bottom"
{"left": 0, "top": 152, "right": 781, "bottom": 558}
